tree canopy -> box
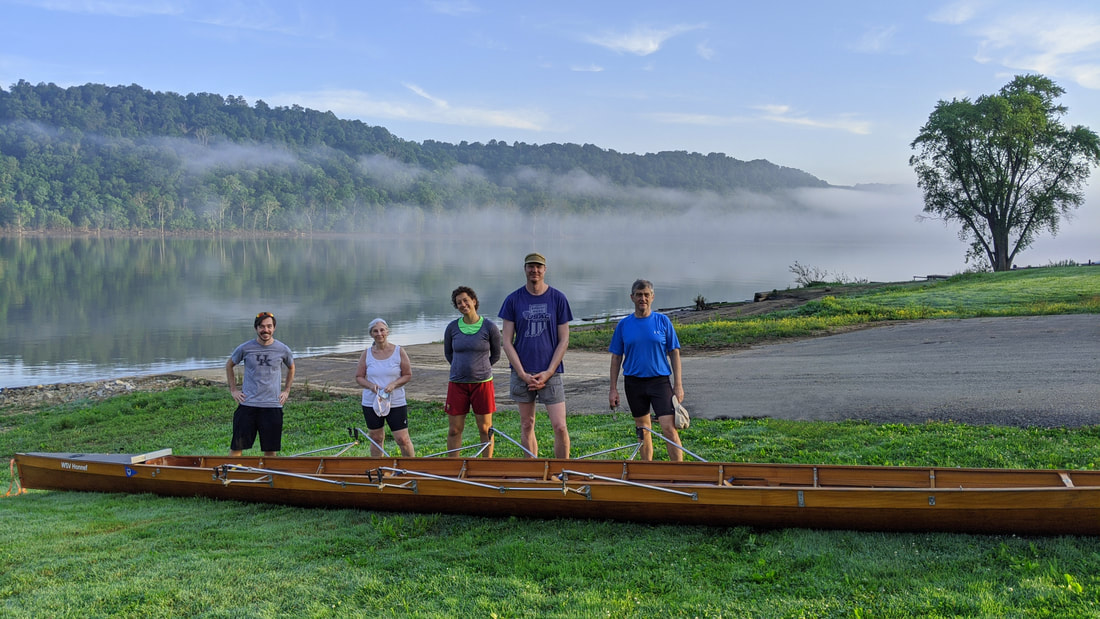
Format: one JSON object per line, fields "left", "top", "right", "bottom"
{"left": 0, "top": 80, "right": 828, "bottom": 233}
{"left": 909, "top": 74, "right": 1100, "bottom": 271}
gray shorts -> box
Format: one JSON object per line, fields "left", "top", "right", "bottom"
{"left": 509, "top": 370, "right": 565, "bottom": 405}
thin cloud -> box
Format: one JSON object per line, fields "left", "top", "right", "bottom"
{"left": 12, "top": 0, "right": 180, "bottom": 17}
{"left": 754, "top": 105, "right": 872, "bottom": 134}
{"left": 570, "top": 64, "right": 604, "bottom": 72}
{"left": 935, "top": 4, "right": 1100, "bottom": 90}
{"left": 426, "top": 0, "right": 480, "bottom": 16}
{"left": 696, "top": 40, "right": 716, "bottom": 60}
{"left": 273, "top": 88, "right": 548, "bottom": 131}
{"left": 928, "top": 0, "right": 988, "bottom": 25}
{"left": 405, "top": 82, "right": 449, "bottom": 108}
{"left": 646, "top": 105, "right": 871, "bottom": 135}
{"left": 584, "top": 24, "right": 704, "bottom": 56}
{"left": 851, "top": 25, "right": 899, "bottom": 54}
{"left": 974, "top": 12, "right": 1100, "bottom": 89}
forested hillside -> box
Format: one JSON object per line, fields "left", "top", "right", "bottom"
{"left": 0, "top": 80, "right": 829, "bottom": 232}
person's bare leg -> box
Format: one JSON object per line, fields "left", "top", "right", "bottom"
{"left": 475, "top": 413, "right": 494, "bottom": 458}
{"left": 634, "top": 415, "right": 654, "bottom": 461}
{"left": 368, "top": 428, "right": 386, "bottom": 457}
{"left": 519, "top": 402, "right": 538, "bottom": 457}
{"left": 546, "top": 402, "right": 570, "bottom": 459}
{"left": 658, "top": 416, "right": 683, "bottom": 462}
{"left": 447, "top": 415, "right": 466, "bottom": 453}
{"left": 393, "top": 428, "right": 415, "bottom": 457}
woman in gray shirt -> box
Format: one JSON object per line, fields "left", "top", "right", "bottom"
{"left": 443, "top": 286, "right": 502, "bottom": 457}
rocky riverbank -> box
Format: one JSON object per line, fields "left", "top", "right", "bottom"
{"left": 0, "top": 375, "right": 218, "bottom": 411}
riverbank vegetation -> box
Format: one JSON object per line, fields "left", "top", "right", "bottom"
{"left": 3, "top": 389, "right": 1100, "bottom": 616}
{"left": 0, "top": 81, "right": 825, "bottom": 232}
{"left": 572, "top": 265, "right": 1100, "bottom": 351}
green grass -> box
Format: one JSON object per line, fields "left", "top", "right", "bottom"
{"left": 4, "top": 389, "right": 1100, "bottom": 617}
{"left": 571, "top": 266, "right": 1100, "bottom": 350}
{"left": 4, "top": 264, "right": 1100, "bottom": 617}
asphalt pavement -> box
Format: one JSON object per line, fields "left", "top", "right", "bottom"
{"left": 184, "top": 314, "right": 1100, "bottom": 428}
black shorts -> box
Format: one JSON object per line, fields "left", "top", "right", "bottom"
{"left": 363, "top": 404, "right": 410, "bottom": 432}
{"left": 230, "top": 404, "right": 284, "bottom": 452}
{"left": 623, "top": 375, "right": 674, "bottom": 419}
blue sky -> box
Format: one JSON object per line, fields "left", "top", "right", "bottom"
{"left": 2, "top": 0, "right": 1099, "bottom": 189}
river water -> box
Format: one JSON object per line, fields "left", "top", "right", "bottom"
{"left": 5, "top": 187, "right": 1094, "bottom": 388}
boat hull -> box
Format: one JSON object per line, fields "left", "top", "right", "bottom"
{"left": 13, "top": 451, "right": 1100, "bottom": 535}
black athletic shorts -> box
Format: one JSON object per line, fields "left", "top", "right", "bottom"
{"left": 230, "top": 404, "right": 284, "bottom": 452}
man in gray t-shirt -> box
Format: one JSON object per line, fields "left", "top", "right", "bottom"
{"left": 226, "top": 311, "right": 295, "bottom": 456}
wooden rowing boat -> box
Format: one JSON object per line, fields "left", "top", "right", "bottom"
{"left": 12, "top": 450, "right": 1100, "bottom": 534}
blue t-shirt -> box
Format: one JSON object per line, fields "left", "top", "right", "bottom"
{"left": 608, "top": 313, "right": 680, "bottom": 378}
{"left": 230, "top": 338, "right": 294, "bottom": 408}
{"left": 498, "top": 285, "right": 573, "bottom": 374}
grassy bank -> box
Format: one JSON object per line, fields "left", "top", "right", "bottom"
{"left": 573, "top": 266, "right": 1100, "bottom": 350}
{"left": 3, "top": 265, "right": 1100, "bottom": 617}
{"left": 3, "top": 391, "right": 1100, "bottom": 617}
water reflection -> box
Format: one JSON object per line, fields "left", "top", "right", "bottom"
{"left": 2, "top": 197, "right": 974, "bottom": 387}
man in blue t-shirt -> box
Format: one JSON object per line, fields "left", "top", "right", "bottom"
{"left": 225, "top": 311, "right": 295, "bottom": 457}
{"left": 608, "top": 279, "right": 685, "bottom": 461}
{"left": 498, "top": 252, "right": 573, "bottom": 459}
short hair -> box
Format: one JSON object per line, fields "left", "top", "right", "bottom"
{"left": 451, "top": 285, "right": 479, "bottom": 310}
{"left": 631, "top": 279, "right": 654, "bottom": 294}
{"left": 254, "top": 311, "right": 276, "bottom": 328}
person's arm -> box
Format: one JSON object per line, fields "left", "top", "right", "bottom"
{"left": 501, "top": 319, "right": 527, "bottom": 380}
{"left": 443, "top": 323, "right": 454, "bottom": 364}
{"left": 280, "top": 362, "right": 295, "bottom": 405}
{"left": 609, "top": 353, "right": 623, "bottom": 409}
{"left": 488, "top": 322, "right": 502, "bottom": 366}
{"left": 225, "top": 358, "right": 246, "bottom": 403}
{"left": 669, "top": 348, "right": 684, "bottom": 404}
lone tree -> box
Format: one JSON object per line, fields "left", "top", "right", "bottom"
{"left": 910, "top": 74, "right": 1100, "bottom": 271}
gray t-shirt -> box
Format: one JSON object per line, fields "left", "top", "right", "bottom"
{"left": 443, "top": 318, "right": 502, "bottom": 383}
{"left": 230, "top": 338, "right": 294, "bottom": 408}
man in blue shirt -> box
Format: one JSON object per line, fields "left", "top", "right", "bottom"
{"left": 609, "top": 279, "right": 685, "bottom": 461}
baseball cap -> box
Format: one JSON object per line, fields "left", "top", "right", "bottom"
{"left": 524, "top": 252, "right": 546, "bottom": 266}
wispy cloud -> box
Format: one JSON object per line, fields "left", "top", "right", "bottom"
{"left": 584, "top": 24, "right": 704, "bottom": 56}
{"left": 570, "top": 64, "right": 604, "bottom": 73}
{"left": 12, "top": 0, "right": 180, "bottom": 17}
{"left": 928, "top": 0, "right": 988, "bottom": 25}
{"left": 272, "top": 87, "right": 548, "bottom": 131}
{"left": 851, "top": 25, "right": 899, "bottom": 54}
{"left": 973, "top": 12, "right": 1100, "bottom": 88}
{"left": 426, "top": 0, "right": 479, "bottom": 17}
{"left": 646, "top": 105, "right": 871, "bottom": 135}
{"left": 934, "top": 4, "right": 1100, "bottom": 90}
{"left": 754, "top": 105, "right": 872, "bottom": 134}
{"left": 696, "top": 40, "right": 716, "bottom": 60}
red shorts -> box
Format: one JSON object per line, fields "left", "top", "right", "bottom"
{"left": 445, "top": 381, "right": 496, "bottom": 417}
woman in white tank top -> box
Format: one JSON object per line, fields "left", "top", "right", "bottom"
{"left": 355, "top": 318, "right": 414, "bottom": 456}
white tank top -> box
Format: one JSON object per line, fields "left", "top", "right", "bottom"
{"left": 361, "top": 345, "right": 407, "bottom": 407}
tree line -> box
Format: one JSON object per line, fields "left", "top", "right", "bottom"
{"left": 0, "top": 80, "right": 827, "bottom": 232}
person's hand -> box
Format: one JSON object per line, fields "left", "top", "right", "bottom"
{"left": 279, "top": 390, "right": 290, "bottom": 405}
{"left": 230, "top": 387, "right": 246, "bottom": 404}
{"left": 528, "top": 370, "right": 550, "bottom": 390}
{"left": 673, "top": 386, "right": 685, "bottom": 405}
{"left": 609, "top": 387, "right": 620, "bottom": 409}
